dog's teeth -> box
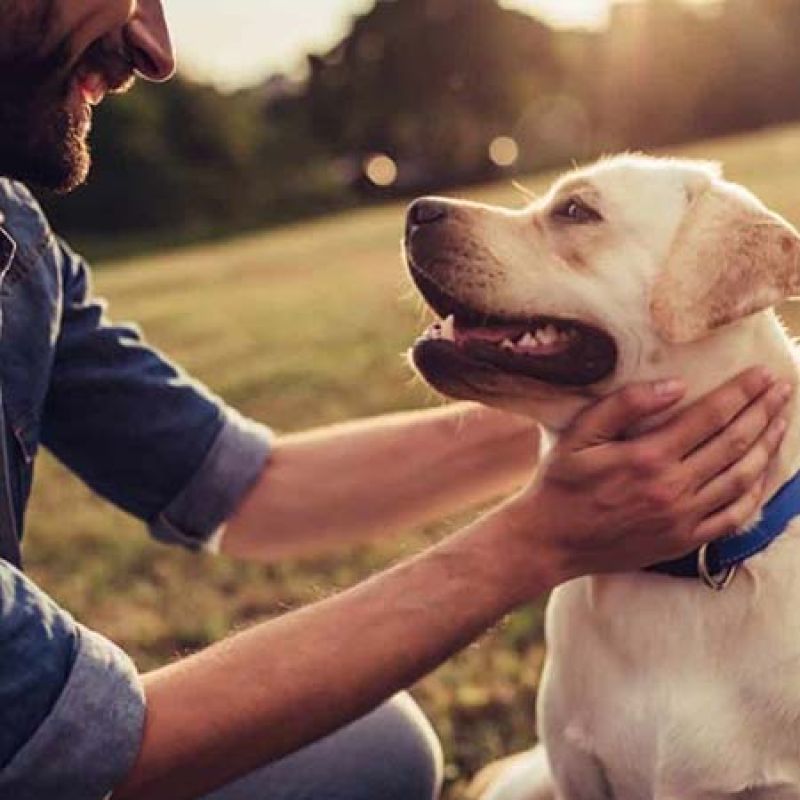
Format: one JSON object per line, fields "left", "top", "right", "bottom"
{"left": 440, "top": 315, "right": 455, "bottom": 341}
{"left": 519, "top": 333, "right": 537, "bottom": 348}
{"left": 538, "top": 326, "right": 558, "bottom": 345}
{"left": 501, "top": 338, "right": 515, "bottom": 351}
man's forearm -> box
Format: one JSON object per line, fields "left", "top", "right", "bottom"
{"left": 223, "top": 403, "right": 539, "bottom": 561}
{"left": 113, "top": 505, "right": 550, "bottom": 800}
{"left": 113, "top": 371, "right": 787, "bottom": 800}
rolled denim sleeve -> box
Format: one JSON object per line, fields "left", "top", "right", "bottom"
{"left": 0, "top": 562, "right": 145, "bottom": 799}
{"left": 41, "top": 239, "right": 272, "bottom": 550}
{"left": 149, "top": 407, "right": 272, "bottom": 550}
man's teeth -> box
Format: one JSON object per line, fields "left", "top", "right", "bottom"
{"left": 79, "top": 74, "right": 107, "bottom": 106}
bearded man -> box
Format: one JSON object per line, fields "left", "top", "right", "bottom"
{"left": 0, "top": 3, "right": 788, "bottom": 800}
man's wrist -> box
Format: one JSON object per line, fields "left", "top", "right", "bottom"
{"left": 458, "top": 499, "right": 566, "bottom": 613}
{"left": 445, "top": 404, "right": 541, "bottom": 490}
{"left": 455, "top": 403, "right": 539, "bottom": 449}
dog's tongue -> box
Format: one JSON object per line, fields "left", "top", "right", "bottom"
{"left": 454, "top": 322, "right": 526, "bottom": 345}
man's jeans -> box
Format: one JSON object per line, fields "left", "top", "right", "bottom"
{"left": 205, "top": 694, "right": 443, "bottom": 800}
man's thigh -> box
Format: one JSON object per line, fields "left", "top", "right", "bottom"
{"left": 204, "top": 693, "right": 443, "bottom": 800}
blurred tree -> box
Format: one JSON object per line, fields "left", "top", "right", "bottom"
{"left": 306, "top": 0, "right": 563, "bottom": 187}
{"left": 35, "top": 0, "right": 800, "bottom": 248}
{"left": 42, "top": 77, "right": 348, "bottom": 243}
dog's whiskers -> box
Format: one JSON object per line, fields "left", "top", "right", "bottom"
{"left": 511, "top": 181, "right": 537, "bottom": 204}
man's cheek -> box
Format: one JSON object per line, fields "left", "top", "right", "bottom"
{"left": 56, "top": 0, "right": 134, "bottom": 65}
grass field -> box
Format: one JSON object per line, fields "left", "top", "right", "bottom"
{"left": 24, "top": 123, "right": 800, "bottom": 797}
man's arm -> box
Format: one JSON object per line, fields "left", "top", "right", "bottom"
{"left": 113, "top": 370, "right": 789, "bottom": 800}
{"left": 42, "top": 239, "right": 273, "bottom": 551}
{"left": 44, "top": 239, "right": 534, "bottom": 559}
{"left": 0, "top": 563, "right": 145, "bottom": 800}
{"left": 116, "top": 507, "right": 530, "bottom": 800}
{"left": 222, "top": 403, "right": 539, "bottom": 561}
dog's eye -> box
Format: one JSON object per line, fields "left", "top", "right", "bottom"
{"left": 552, "top": 198, "right": 602, "bottom": 224}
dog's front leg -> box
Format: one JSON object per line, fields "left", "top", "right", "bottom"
{"left": 548, "top": 738, "right": 614, "bottom": 800}
{"left": 478, "top": 745, "right": 557, "bottom": 800}
{"left": 538, "top": 674, "right": 613, "bottom": 799}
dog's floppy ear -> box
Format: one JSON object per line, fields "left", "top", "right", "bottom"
{"left": 651, "top": 182, "right": 800, "bottom": 344}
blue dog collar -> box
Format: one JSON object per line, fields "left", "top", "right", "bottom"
{"left": 649, "top": 470, "right": 800, "bottom": 589}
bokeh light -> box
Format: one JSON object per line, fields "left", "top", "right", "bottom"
{"left": 364, "top": 154, "right": 398, "bottom": 187}
{"left": 489, "top": 136, "right": 520, "bottom": 168}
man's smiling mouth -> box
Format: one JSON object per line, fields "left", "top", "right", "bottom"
{"left": 76, "top": 71, "right": 108, "bottom": 106}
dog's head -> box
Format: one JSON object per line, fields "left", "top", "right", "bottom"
{"left": 405, "top": 155, "right": 800, "bottom": 429}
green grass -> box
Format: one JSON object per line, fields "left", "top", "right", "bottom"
{"left": 24, "top": 122, "right": 800, "bottom": 797}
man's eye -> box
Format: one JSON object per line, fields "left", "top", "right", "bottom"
{"left": 552, "top": 198, "right": 602, "bottom": 224}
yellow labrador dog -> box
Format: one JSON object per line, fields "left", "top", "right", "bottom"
{"left": 404, "top": 155, "right": 800, "bottom": 800}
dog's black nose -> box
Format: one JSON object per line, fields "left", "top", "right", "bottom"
{"left": 408, "top": 198, "right": 448, "bottom": 227}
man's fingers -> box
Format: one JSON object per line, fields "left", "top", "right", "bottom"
{"left": 650, "top": 367, "right": 777, "bottom": 459}
{"left": 693, "top": 474, "right": 768, "bottom": 544}
{"left": 691, "top": 413, "right": 786, "bottom": 516}
{"left": 684, "top": 381, "right": 790, "bottom": 488}
{"left": 565, "top": 380, "right": 686, "bottom": 451}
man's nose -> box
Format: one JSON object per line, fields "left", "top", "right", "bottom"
{"left": 124, "top": 0, "right": 176, "bottom": 83}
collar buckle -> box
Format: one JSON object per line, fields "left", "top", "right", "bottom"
{"left": 697, "top": 543, "right": 738, "bottom": 591}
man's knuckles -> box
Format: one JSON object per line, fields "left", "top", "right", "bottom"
{"left": 626, "top": 444, "right": 667, "bottom": 477}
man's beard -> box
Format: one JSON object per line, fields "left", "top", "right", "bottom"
{"left": 0, "top": 11, "right": 135, "bottom": 194}
{"left": 0, "top": 41, "right": 90, "bottom": 193}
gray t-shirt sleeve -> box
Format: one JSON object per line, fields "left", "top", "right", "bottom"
{"left": 0, "top": 562, "right": 145, "bottom": 799}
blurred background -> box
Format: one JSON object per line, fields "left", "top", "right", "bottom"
{"left": 26, "top": 2, "right": 800, "bottom": 797}
{"left": 42, "top": 0, "right": 800, "bottom": 254}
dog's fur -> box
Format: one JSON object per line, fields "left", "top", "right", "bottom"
{"left": 405, "top": 155, "right": 800, "bottom": 799}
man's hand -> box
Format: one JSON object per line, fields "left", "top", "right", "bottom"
{"left": 498, "top": 367, "right": 790, "bottom": 591}
{"left": 113, "top": 368, "right": 790, "bottom": 800}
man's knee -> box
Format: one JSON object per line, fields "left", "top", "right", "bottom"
{"left": 372, "top": 693, "right": 444, "bottom": 800}
{"left": 204, "top": 693, "right": 444, "bottom": 800}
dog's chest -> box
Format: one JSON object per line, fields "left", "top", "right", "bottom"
{"left": 540, "top": 535, "right": 800, "bottom": 798}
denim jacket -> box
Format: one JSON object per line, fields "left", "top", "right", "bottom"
{"left": 0, "top": 179, "right": 272, "bottom": 799}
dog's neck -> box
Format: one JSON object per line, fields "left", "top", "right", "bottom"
{"left": 734, "top": 314, "right": 800, "bottom": 499}
{"left": 530, "top": 311, "right": 800, "bottom": 505}
{"left": 643, "top": 310, "right": 800, "bottom": 502}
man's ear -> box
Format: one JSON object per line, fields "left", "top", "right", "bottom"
{"left": 650, "top": 184, "right": 800, "bottom": 344}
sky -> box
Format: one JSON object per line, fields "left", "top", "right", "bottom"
{"left": 164, "top": 0, "right": 611, "bottom": 90}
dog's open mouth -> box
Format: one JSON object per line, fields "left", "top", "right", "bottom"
{"left": 411, "top": 270, "right": 618, "bottom": 387}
